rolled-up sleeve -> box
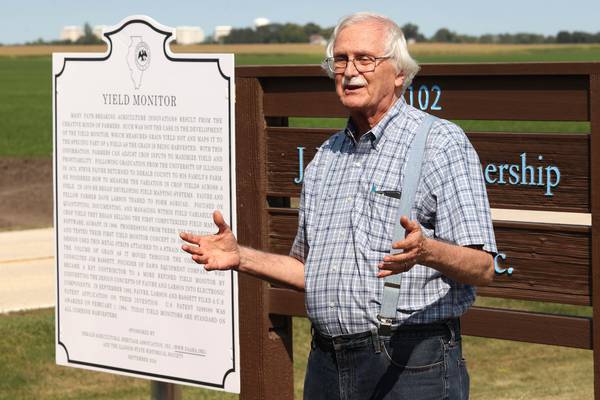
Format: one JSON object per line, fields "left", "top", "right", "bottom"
{"left": 290, "top": 187, "right": 309, "bottom": 263}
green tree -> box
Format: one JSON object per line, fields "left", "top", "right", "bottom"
{"left": 571, "top": 31, "right": 593, "bottom": 43}
{"left": 303, "top": 22, "right": 322, "bottom": 36}
{"left": 479, "top": 34, "right": 497, "bottom": 44}
{"left": 320, "top": 26, "right": 334, "bottom": 40}
{"left": 432, "top": 28, "right": 457, "bottom": 43}
{"left": 401, "top": 23, "right": 426, "bottom": 42}
{"left": 224, "top": 27, "right": 257, "bottom": 43}
{"left": 556, "top": 30, "right": 572, "bottom": 43}
{"left": 280, "top": 23, "right": 308, "bottom": 43}
{"left": 76, "top": 22, "right": 102, "bottom": 45}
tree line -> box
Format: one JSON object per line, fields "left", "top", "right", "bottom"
{"left": 429, "top": 28, "right": 600, "bottom": 44}
{"left": 219, "top": 23, "right": 333, "bottom": 44}
{"left": 9, "top": 21, "right": 600, "bottom": 46}
{"left": 219, "top": 22, "right": 600, "bottom": 45}
{"left": 23, "top": 23, "right": 103, "bottom": 46}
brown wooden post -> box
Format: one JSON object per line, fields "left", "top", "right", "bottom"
{"left": 591, "top": 72, "right": 600, "bottom": 400}
{"left": 150, "top": 382, "right": 181, "bottom": 400}
{"left": 236, "top": 76, "right": 294, "bottom": 400}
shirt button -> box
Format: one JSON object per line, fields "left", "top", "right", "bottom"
{"left": 347, "top": 196, "right": 352, "bottom": 202}
{"left": 332, "top": 265, "right": 337, "bottom": 272}
{"left": 329, "top": 302, "right": 335, "bottom": 308}
{"left": 353, "top": 161, "right": 361, "bottom": 167}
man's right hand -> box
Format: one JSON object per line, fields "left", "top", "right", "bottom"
{"left": 180, "top": 210, "right": 241, "bottom": 271}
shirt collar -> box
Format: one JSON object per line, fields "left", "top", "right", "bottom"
{"left": 343, "top": 97, "right": 407, "bottom": 151}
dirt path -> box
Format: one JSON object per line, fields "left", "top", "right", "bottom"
{"left": 0, "top": 158, "right": 53, "bottom": 230}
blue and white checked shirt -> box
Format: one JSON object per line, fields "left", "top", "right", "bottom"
{"left": 290, "top": 98, "right": 497, "bottom": 336}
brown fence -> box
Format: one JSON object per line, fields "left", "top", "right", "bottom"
{"left": 234, "top": 63, "right": 600, "bottom": 399}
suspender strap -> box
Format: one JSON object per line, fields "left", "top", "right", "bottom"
{"left": 377, "top": 114, "right": 437, "bottom": 336}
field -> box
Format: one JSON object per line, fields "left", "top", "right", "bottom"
{"left": 0, "top": 56, "right": 51, "bottom": 157}
{"left": 0, "top": 307, "right": 593, "bottom": 400}
{"left": 4, "top": 42, "right": 600, "bottom": 60}
{"left": 2, "top": 43, "right": 599, "bottom": 157}
{"left": 1, "top": 43, "right": 599, "bottom": 399}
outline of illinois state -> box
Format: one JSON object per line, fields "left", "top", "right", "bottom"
{"left": 126, "top": 36, "right": 145, "bottom": 89}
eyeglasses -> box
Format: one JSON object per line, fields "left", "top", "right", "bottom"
{"left": 324, "top": 55, "right": 390, "bottom": 74}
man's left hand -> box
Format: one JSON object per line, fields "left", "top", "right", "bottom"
{"left": 377, "top": 216, "right": 427, "bottom": 278}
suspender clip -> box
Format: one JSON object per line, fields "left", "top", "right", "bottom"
{"left": 377, "top": 315, "right": 394, "bottom": 337}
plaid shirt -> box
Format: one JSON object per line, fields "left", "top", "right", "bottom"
{"left": 290, "top": 98, "right": 497, "bottom": 336}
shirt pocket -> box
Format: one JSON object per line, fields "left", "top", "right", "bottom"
{"left": 367, "top": 191, "right": 401, "bottom": 253}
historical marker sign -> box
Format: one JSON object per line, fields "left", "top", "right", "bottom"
{"left": 53, "top": 16, "right": 239, "bottom": 392}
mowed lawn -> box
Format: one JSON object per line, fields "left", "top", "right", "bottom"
{"left": 0, "top": 307, "right": 593, "bottom": 400}
{"left": 0, "top": 56, "right": 51, "bottom": 157}
{"left": 2, "top": 43, "right": 600, "bottom": 156}
{"left": 1, "top": 44, "right": 598, "bottom": 399}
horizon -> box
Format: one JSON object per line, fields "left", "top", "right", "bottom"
{"left": 2, "top": 0, "right": 600, "bottom": 45}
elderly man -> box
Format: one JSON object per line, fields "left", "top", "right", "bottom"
{"left": 181, "top": 12, "right": 496, "bottom": 400}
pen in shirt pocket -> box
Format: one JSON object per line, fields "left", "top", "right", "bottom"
{"left": 370, "top": 183, "right": 402, "bottom": 199}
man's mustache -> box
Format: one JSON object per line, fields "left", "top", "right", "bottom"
{"left": 342, "top": 76, "right": 367, "bottom": 89}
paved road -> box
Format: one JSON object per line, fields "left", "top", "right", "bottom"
{"left": 0, "top": 228, "right": 54, "bottom": 313}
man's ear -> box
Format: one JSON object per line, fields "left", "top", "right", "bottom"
{"left": 394, "top": 71, "right": 405, "bottom": 90}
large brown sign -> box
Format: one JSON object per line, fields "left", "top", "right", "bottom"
{"left": 234, "top": 63, "right": 600, "bottom": 399}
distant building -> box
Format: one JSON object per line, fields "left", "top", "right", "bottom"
{"left": 309, "top": 34, "right": 327, "bottom": 46}
{"left": 213, "top": 25, "right": 232, "bottom": 42}
{"left": 93, "top": 25, "right": 108, "bottom": 40}
{"left": 175, "top": 26, "right": 205, "bottom": 45}
{"left": 60, "top": 26, "right": 83, "bottom": 42}
{"left": 253, "top": 17, "right": 270, "bottom": 29}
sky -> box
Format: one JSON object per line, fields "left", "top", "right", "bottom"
{"left": 2, "top": 0, "right": 600, "bottom": 44}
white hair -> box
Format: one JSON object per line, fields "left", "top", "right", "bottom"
{"left": 323, "top": 12, "right": 420, "bottom": 94}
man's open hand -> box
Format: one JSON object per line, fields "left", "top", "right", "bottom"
{"left": 377, "top": 216, "right": 427, "bottom": 278}
{"left": 180, "top": 210, "right": 240, "bottom": 271}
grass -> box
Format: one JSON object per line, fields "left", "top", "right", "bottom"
{"left": 0, "top": 308, "right": 238, "bottom": 400}
{"left": 4, "top": 42, "right": 600, "bottom": 59}
{"left": 2, "top": 43, "right": 597, "bottom": 158}
{"left": 0, "top": 307, "right": 592, "bottom": 399}
{"left": 0, "top": 56, "right": 52, "bottom": 157}
{"left": 475, "top": 296, "right": 593, "bottom": 317}
{"left": 288, "top": 117, "right": 591, "bottom": 133}
{"left": 465, "top": 335, "right": 592, "bottom": 400}
{"left": 413, "top": 45, "right": 600, "bottom": 63}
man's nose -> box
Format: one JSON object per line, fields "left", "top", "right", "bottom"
{"left": 344, "top": 59, "right": 359, "bottom": 77}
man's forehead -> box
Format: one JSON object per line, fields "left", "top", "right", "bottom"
{"left": 333, "top": 21, "right": 387, "bottom": 55}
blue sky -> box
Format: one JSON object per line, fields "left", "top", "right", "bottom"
{"left": 2, "top": 0, "right": 599, "bottom": 44}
